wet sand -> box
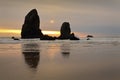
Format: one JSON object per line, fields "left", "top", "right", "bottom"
{"left": 0, "top": 40, "right": 120, "bottom": 80}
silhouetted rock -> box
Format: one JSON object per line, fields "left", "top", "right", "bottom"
{"left": 21, "top": 9, "right": 43, "bottom": 38}
{"left": 11, "top": 36, "right": 19, "bottom": 40}
{"left": 58, "top": 22, "right": 79, "bottom": 40}
{"left": 40, "top": 35, "right": 56, "bottom": 40}
{"left": 87, "top": 35, "right": 93, "bottom": 38}
{"left": 86, "top": 35, "right": 93, "bottom": 40}
{"left": 86, "top": 37, "right": 90, "bottom": 40}
{"left": 70, "top": 33, "right": 79, "bottom": 40}
{"left": 21, "top": 9, "right": 79, "bottom": 40}
{"left": 58, "top": 22, "right": 71, "bottom": 39}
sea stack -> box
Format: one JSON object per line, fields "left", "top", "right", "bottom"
{"left": 21, "top": 9, "right": 79, "bottom": 40}
{"left": 21, "top": 9, "right": 43, "bottom": 38}
{"left": 58, "top": 22, "right": 79, "bottom": 40}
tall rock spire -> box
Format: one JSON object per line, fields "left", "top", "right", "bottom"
{"left": 21, "top": 9, "right": 43, "bottom": 38}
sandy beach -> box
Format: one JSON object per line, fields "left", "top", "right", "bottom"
{"left": 0, "top": 0, "right": 120, "bottom": 80}
{"left": 0, "top": 38, "right": 120, "bottom": 80}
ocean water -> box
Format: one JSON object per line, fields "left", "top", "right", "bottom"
{"left": 0, "top": 37, "right": 120, "bottom": 80}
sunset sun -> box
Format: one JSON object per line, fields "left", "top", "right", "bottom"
{"left": 50, "top": 20, "right": 54, "bottom": 24}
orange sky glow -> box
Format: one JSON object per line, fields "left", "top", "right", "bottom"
{"left": 0, "top": 0, "right": 120, "bottom": 37}
{"left": 0, "top": 29, "right": 86, "bottom": 38}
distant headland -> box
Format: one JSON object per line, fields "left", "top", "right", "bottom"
{"left": 21, "top": 9, "right": 79, "bottom": 40}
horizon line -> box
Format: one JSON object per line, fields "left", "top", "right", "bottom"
{"left": 0, "top": 28, "right": 87, "bottom": 38}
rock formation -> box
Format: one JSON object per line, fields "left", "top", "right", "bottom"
{"left": 11, "top": 36, "right": 19, "bottom": 40}
{"left": 58, "top": 22, "right": 71, "bottom": 39}
{"left": 21, "top": 9, "right": 43, "bottom": 38}
{"left": 87, "top": 35, "right": 93, "bottom": 38}
{"left": 21, "top": 9, "right": 79, "bottom": 40}
{"left": 86, "top": 35, "right": 93, "bottom": 40}
{"left": 58, "top": 22, "right": 79, "bottom": 40}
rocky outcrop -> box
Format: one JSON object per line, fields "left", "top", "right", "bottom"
{"left": 86, "top": 35, "right": 93, "bottom": 40}
{"left": 21, "top": 9, "right": 79, "bottom": 40}
{"left": 21, "top": 9, "right": 56, "bottom": 40}
{"left": 58, "top": 22, "right": 71, "bottom": 39}
{"left": 21, "top": 9, "right": 43, "bottom": 38}
{"left": 87, "top": 35, "right": 93, "bottom": 38}
{"left": 40, "top": 35, "right": 56, "bottom": 40}
{"left": 58, "top": 22, "right": 79, "bottom": 40}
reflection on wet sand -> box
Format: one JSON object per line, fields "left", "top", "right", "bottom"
{"left": 61, "top": 43, "right": 71, "bottom": 58}
{"left": 22, "top": 43, "right": 40, "bottom": 68}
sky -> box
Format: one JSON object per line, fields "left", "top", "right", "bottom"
{"left": 0, "top": 0, "right": 120, "bottom": 37}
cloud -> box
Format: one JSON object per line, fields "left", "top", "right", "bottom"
{"left": 0, "top": 0, "right": 120, "bottom": 34}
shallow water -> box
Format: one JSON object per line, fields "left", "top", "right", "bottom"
{"left": 0, "top": 38, "right": 120, "bottom": 80}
